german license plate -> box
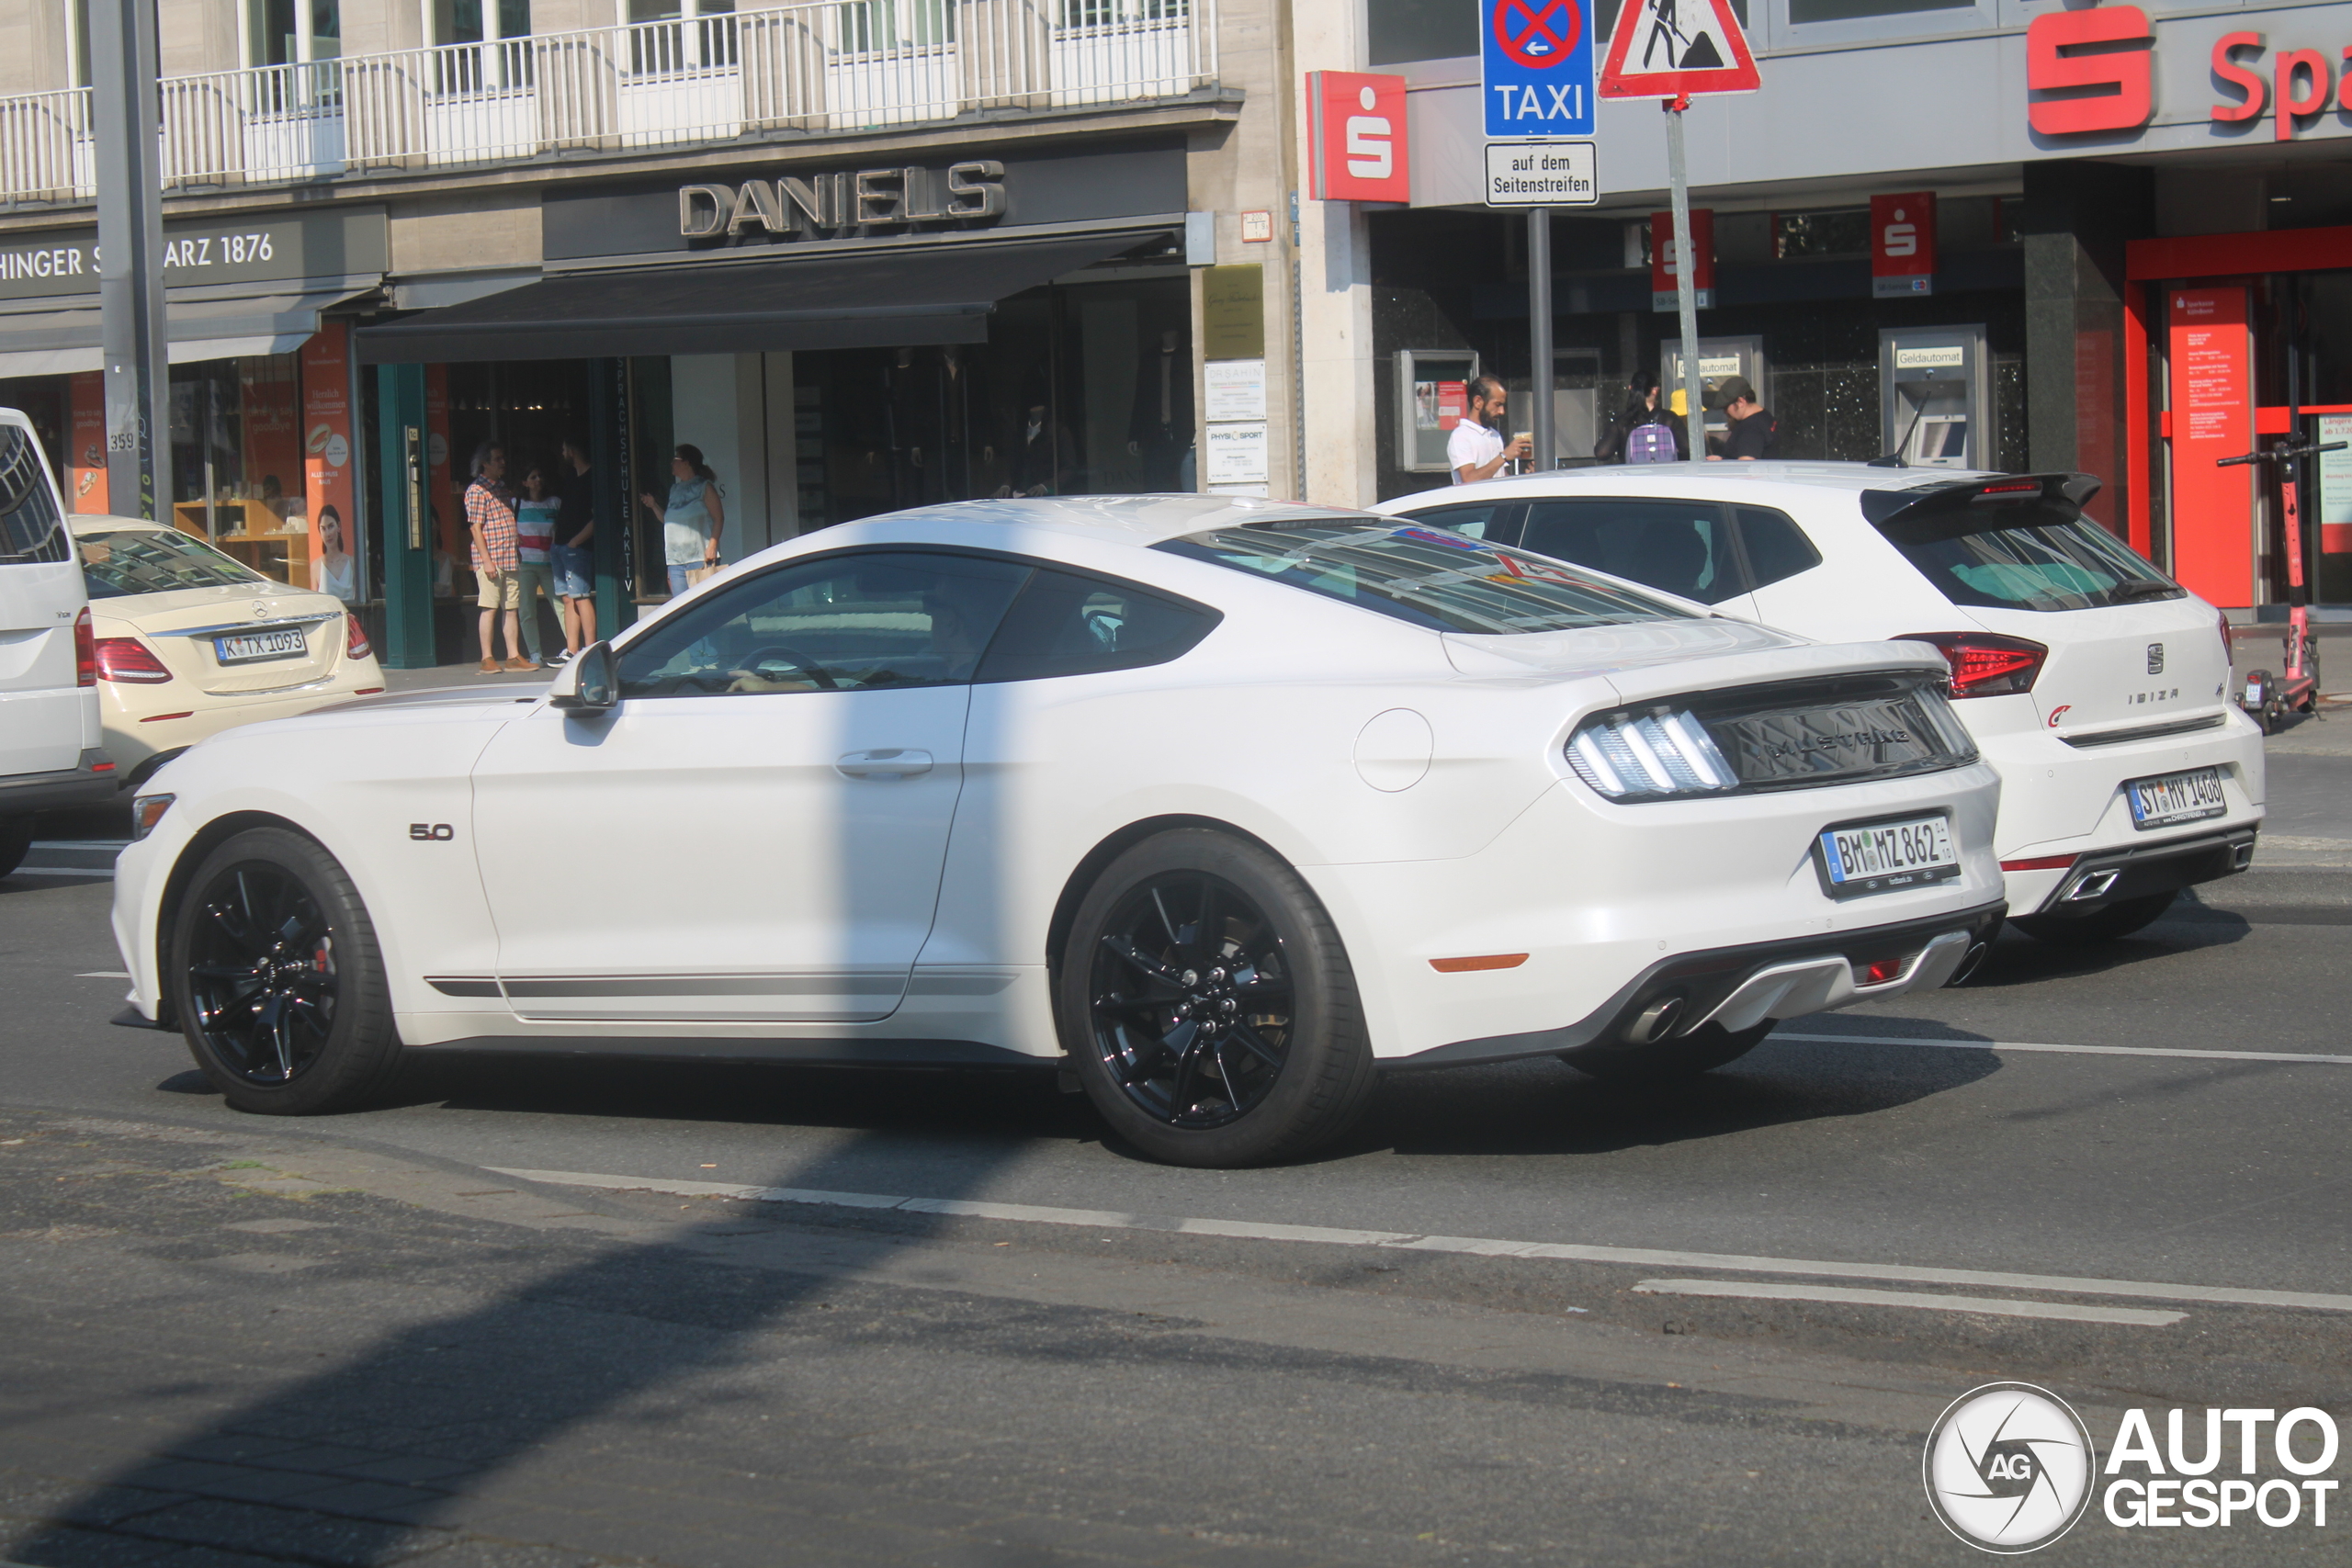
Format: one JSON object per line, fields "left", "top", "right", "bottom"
{"left": 2127, "top": 766, "right": 2225, "bottom": 830}
{"left": 214, "top": 626, "right": 308, "bottom": 665}
{"left": 1815, "top": 814, "right": 1961, "bottom": 900}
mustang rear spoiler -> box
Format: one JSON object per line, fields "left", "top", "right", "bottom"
{"left": 1858, "top": 472, "right": 2102, "bottom": 526}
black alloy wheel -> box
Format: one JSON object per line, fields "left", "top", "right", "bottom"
{"left": 170, "top": 828, "right": 401, "bottom": 1115}
{"left": 1090, "top": 871, "right": 1294, "bottom": 1130}
{"left": 1060, "top": 829, "right": 1375, "bottom": 1168}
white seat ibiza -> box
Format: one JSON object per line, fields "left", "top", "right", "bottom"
{"left": 1378, "top": 466, "right": 2262, "bottom": 944}
{"left": 113, "top": 496, "right": 2004, "bottom": 1167}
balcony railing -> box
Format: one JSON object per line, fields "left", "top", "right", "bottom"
{"left": 0, "top": 0, "right": 1215, "bottom": 204}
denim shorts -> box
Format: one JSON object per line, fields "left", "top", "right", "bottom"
{"left": 550, "top": 545, "right": 592, "bottom": 599}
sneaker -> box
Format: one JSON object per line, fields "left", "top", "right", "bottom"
{"left": 479, "top": 658, "right": 500, "bottom": 674}
{"left": 502, "top": 658, "right": 540, "bottom": 672}
{"left": 546, "top": 649, "right": 571, "bottom": 666}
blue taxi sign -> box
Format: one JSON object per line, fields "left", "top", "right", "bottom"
{"left": 1482, "top": 0, "right": 1596, "bottom": 139}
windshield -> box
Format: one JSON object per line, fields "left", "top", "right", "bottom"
{"left": 76, "top": 528, "right": 263, "bottom": 598}
{"left": 1876, "top": 502, "right": 2182, "bottom": 613}
{"left": 1154, "top": 523, "right": 1695, "bottom": 635}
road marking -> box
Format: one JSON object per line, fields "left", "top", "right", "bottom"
{"left": 4, "top": 867, "right": 114, "bottom": 879}
{"left": 73, "top": 971, "right": 130, "bottom": 979}
{"left": 1772, "top": 1032, "right": 2352, "bottom": 1067}
{"left": 490, "top": 1168, "right": 2352, "bottom": 1315}
{"left": 1631, "top": 1279, "right": 2186, "bottom": 1327}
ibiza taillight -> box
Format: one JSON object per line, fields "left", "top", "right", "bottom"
{"left": 1897, "top": 633, "right": 2048, "bottom": 698}
{"left": 94, "top": 637, "right": 175, "bottom": 683}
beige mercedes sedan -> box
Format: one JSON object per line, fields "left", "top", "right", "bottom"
{"left": 72, "top": 516, "right": 385, "bottom": 790}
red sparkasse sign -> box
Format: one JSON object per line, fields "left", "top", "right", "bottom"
{"left": 1650, "top": 209, "right": 1714, "bottom": 308}
{"left": 1600, "top": 0, "right": 1759, "bottom": 98}
{"left": 2167, "top": 287, "right": 2255, "bottom": 608}
{"left": 2024, "top": 6, "right": 2153, "bottom": 136}
{"left": 1871, "top": 193, "right": 1936, "bottom": 297}
{"left": 1305, "top": 72, "right": 1410, "bottom": 204}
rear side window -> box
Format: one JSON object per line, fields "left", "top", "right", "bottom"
{"left": 1733, "top": 506, "right": 1823, "bottom": 590}
{"left": 0, "top": 426, "right": 67, "bottom": 566}
{"left": 976, "top": 567, "right": 1220, "bottom": 682}
{"left": 1876, "top": 502, "right": 2182, "bottom": 612}
{"left": 78, "top": 528, "right": 261, "bottom": 598}
{"left": 1518, "top": 498, "right": 1743, "bottom": 604}
{"left": 1156, "top": 522, "right": 1693, "bottom": 634}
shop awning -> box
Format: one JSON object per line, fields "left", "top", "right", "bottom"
{"left": 0, "top": 285, "right": 376, "bottom": 378}
{"left": 352, "top": 233, "right": 1158, "bottom": 365}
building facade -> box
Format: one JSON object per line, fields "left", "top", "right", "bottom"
{"left": 1352, "top": 0, "right": 2352, "bottom": 622}
{"left": 4, "top": 0, "right": 2350, "bottom": 664}
{"left": 0, "top": 0, "right": 1316, "bottom": 663}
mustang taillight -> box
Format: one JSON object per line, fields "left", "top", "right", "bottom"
{"left": 1897, "top": 632, "right": 2048, "bottom": 698}
{"left": 74, "top": 606, "right": 96, "bottom": 686}
{"left": 345, "top": 612, "right": 372, "bottom": 660}
{"left": 94, "top": 637, "right": 174, "bottom": 683}
{"left": 1566, "top": 707, "right": 1737, "bottom": 799}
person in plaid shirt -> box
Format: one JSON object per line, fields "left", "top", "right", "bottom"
{"left": 466, "top": 443, "right": 536, "bottom": 673}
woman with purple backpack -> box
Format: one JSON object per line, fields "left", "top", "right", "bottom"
{"left": 1594, "top": 374, "right": 1688, "bottom": 464}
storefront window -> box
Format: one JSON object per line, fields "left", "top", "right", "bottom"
{"left": 167, "top": 355, "right": 311, "bottom": 588}
{"left": 792, "top": 275, "right": 1191, "bottom": 541}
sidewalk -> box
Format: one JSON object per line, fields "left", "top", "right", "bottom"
{"left": 379, "top": 660, "right": 558, "bottom": 695}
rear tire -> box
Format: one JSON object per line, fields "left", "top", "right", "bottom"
{"left": 2012, "top": 889, "right": 2177, "bottom": 947}
{"left": 1565, "top": 1021, "right": 1771, "bottom": 1083}
{"left": 0, "top": 817, "right": 31, "bottom": 879}
{"left": 1057, "top": 829, "right": 1375, "bottom": 1168}
{"left": 167, "top": 827, "right": 401, "bottom": 1114}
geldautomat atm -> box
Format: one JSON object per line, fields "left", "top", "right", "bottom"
{"left": 1880, "top": 326, "right": 1988, "bottom": 468}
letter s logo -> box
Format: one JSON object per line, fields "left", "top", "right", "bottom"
{"left": 1344, "top": 116, "right": 1393, "bottom": 181}
{"left": 1883, "top": 221, "right": 1917, "bottom": 258}
{"left": 2026, "top": 7, "right": 2155, "bottom": 136}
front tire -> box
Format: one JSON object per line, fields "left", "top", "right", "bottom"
{"left": 1057, "top": 829, "right": 1375, "bottom": 1168}
{"left": 2012, "top": 889, "right": 2177, "bottom": 947}
{"left": 1565, "top": 1021, "right": 1771, "bottom": 1083}
{"left": 168, "top": 827, "right": 401, "bottom": 1114}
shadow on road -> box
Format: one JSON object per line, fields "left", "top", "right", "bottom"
{"left": 5, "top": 1127, "right": 1035, "bottom": 1568}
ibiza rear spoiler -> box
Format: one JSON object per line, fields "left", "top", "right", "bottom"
{"left": 1858, "top": 472, "right": 2102, "bottom": 527}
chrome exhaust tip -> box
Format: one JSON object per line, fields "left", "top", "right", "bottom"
{"left": 1945, "top": 941, "right": 1989, "bottom": 987}
{"left": 2063, "top": 868, "right": 2120, "bottom": 902}
{"left": 1623, "top": 994, "right": 1686, "bottom": 1045}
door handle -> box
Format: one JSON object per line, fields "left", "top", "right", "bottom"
{"left": 835, "top": 749, "right": 933, "bottom": 780}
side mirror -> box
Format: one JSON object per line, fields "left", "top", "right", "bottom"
{"left": 548, "top": 641, "right": 616, "bottom": 712}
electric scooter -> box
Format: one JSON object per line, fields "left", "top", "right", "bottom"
{"left": 2218, "top": 355, "right": 2339, "bottom": 733}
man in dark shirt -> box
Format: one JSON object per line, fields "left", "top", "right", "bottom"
{"left": 552, "top": 437, "right": 598, "bottom": 659}
{"left": 1711, "top": 376, "right": 1777, "bottom": 461}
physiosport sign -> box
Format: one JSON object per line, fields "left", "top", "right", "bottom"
{"left": 1599, "top": 0, "right": 1760, "bottom": 99}
{"left": 1483, "top": 0, "right": 1596, "bottom": 139}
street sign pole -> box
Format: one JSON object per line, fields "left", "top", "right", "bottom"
{"left": 1599, "top": 0, "right": 1760, "bottom": 464}
{"left": 1529, "top": 207, "right": 1553, "bottom": 473}
{"left": 90, "top": 0, "right": 170, "bottom": 521}
{"left": 1664, "top": 97, "right": 1703, "bottom": 465}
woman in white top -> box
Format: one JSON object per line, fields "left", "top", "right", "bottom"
{"left": 639, "top": 444, "right": 725, "bottom": 598}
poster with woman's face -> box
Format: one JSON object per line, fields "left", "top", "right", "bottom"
{"left": 300, "top": 323, "right": 356, "bottom": 601}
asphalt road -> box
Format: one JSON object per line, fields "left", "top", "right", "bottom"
{"left": 3, "top": 719, "right": 2348, "bottom": 1566}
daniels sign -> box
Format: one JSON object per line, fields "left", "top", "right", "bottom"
{"left": 2027, "top": 4, "right": 2352, "bottom": 141}
{"left": 678, "top": 162, "right": 1008, "bottom": 241}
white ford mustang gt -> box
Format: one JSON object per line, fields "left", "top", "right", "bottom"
{"left": 113, "top": 495, "right": 2007, "bottom": 1167}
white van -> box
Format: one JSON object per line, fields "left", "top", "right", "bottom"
{"left": 0, "top": 410, "right": 113, "bottom": 877}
